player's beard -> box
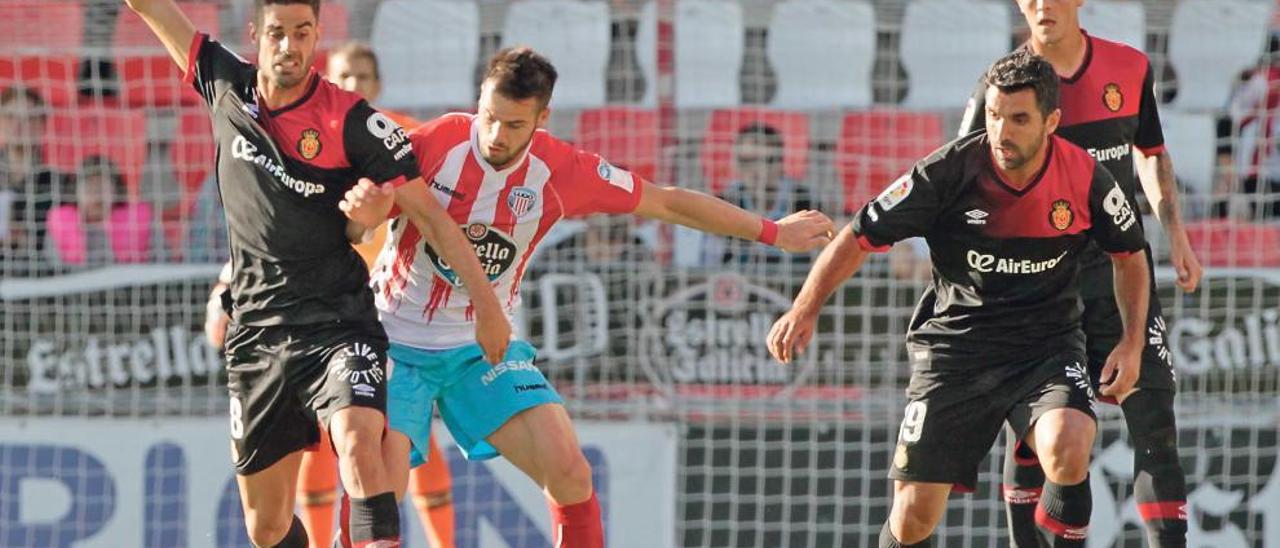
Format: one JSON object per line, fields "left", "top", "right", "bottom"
{"left": 994, "top": 128, "right": 1047, "bottom": 171}
{"left": 266, "top": 51, "right": 310, "bottom": 89}
{"left": 481, "top": 133, "right": 534, "bottom": 169}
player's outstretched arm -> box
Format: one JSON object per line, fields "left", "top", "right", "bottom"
{"left": 767, "top": 223, "right": 869, "bottom": 364}
{"left": 1100, "top": 250, "right": 1151, "bottom": 401}
{"left": 377, "top": 178, "right": 511, "bottom": 365}
{"left": 631, "top": 182, "right": 834, "bottom": 253}
{"left": 339, "top": 179, "right": 394, "bottom": 243}
{"left": 123, "top": 0, "right": 197, "bottom": 68}
{"left": 1135, "top": 149, "right": 1202, "bottom": 293}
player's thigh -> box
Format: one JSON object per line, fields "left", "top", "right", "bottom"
{"left": 236, "top": 449, "right": 305, "bottom": 526}
{"left": 1081, "top": 294, "right": 1177, "bottom": 394}
{"left": 1011, "top": 352, "right": 1098, "bottom": 480}
{"left": 486, "top": 402, "right": 585, "bottom": 482}
{"left": 889, "top": 480, "right": 953, "bottom": 531}
{"left": 302, "top": 321, "right": 391, "bottom": 438}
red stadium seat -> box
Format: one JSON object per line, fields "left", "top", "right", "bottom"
{"left": 1185, "top": 220, "right": 1280, "bottom": 267}
{"left": 0, "top": 1, "right": 84, "bottom": 107}
{"left": 44, "top": 108, "right": 149, "bottom": 193}
{"left": 114, "top": 2, "right": 221, "bottom": 107}
{"left": 837, "top": 110, "right": 943, "bottom": 213}
{"left": 701, "top": 108, "right": 809, "bottom": 195}
{"left": 172, "top": 108, "right": 215, "bottom": 196}
{"left": 576, "top": 107, "right": 659, "bottom": 183}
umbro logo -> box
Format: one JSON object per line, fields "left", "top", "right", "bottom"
{"left": 965, "top": 209, "right": 989, "bottom": 225}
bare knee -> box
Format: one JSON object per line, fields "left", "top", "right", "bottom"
{"left": 331, "top": 410, "right": 384, "bottom": 464}
{"left": 889, "top": 482, "right": 950, "bottom": 543}
{"left": 1036, "top": 411, "right": 1095, "bottom": 484}
{"left": 244, "top": 511, "right": 293, "bottom": 547}
{"left": 544, "top": 448, "right": 593, "bottom": 504}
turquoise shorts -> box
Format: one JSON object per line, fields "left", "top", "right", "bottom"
{"left": 386, "top": 340, "right": 562, "bottom": 466}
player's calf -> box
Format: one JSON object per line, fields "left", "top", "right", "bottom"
{"left": 330, "top": 407, "right": 400, "bottom": 546}
{"left": 1030, "top": 409, "right": 1096, "bottom": 548}
{"left": 881, "top": 481, "right": 950, "bottom": 546}
{"left": 1123, "top": 389, "right": 1188, "bottom": 548}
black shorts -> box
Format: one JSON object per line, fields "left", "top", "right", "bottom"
{"left": 224, "top": 320, "right": 389, "bottom": 475}
{"left": 889, "top": 349, "right": 1097, "bottom": 492}
{"left": 1081, "top": 292, "right": 1177, "bottom": 398}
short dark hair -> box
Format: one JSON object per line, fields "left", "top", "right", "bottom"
{"left": 0, "top": 85, "right": 44, "bottom": 108}
{"left": 77, "top": 155, "right": 129, "bottom": 207}
{"left": 736, "top": 122, "right": 783, "bottom": 150}
{"left": 254, "top": 0, "right": 321, "bottom": 24}
{"left": 983, "top": 49, "right": 1059, "bottom": 118}
{"left": 483, "top": 47, "right": 558, "bottom": 108}
{"left": 330, "top": 41, "right": 380, "bottom": 81}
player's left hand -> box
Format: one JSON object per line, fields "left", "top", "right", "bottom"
{"left": 1100, "top": 338, "right": 1143, "bottom": 401}
{"left": 774, "top": 210, "right": 835, "bottom": 253}
{"left": 339, "top": 178, "right": 395, "bottom": 229}
{"left": 1168, "top": 230, "right": 1202, "bottom": 293}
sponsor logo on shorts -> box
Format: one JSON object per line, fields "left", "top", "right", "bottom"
{"left": 352, "top": 383, "right": 377, "bottom": 398}
{"left": 1149, "top": 315, "right": 1173, "bottom": 370}
{"left": 331, "top": 344, "right": 386, "bottom": 386}
{"left": 514, "top": 382, "right": 549, "bottom": 393}
{"left": 1064, "top": 360, "right": 1096, "bottom": 403}
{"left": 480, "top": 358, "right": 539, "bottom": 386}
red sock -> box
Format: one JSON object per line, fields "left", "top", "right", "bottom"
{"left": 548, "top": 493, "right": 603, "bottom": 548}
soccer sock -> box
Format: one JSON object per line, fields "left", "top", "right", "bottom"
{"left": 548, "top": 492, "right": 603, "bottom": 548}
{"left": 878, "top": 521, "right": 931, "bottom": 547}
{"left": 1035, "top": 477, "right": 1091, "bottom": 548}
{"left": 297, "top": 439, "right": 339, "bottom": 548}
{"left": 1123, "top": 390, "right": 1188, "bottom": 548}
{"left": 348, "top": 491, "right": 400, "bottom": 547}
{"left": 269, "top": 516, "right": 308, "bottom": 548}
{"left": 1002, "top": 436, "right": 1047, "bottom": 548}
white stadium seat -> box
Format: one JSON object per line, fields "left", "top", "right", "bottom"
{"left": 899, "top": 0, "right": 1009, "bottom": 109}
{"left": 636, "top": 0, "right": 744, "bottom": 109}
{"left": 1078, "top": 0, "right": 1146, "bottom": 50}
{"left": 371, "top": 0, "right": 480, "bottom": 109}
{"left": 767, "top": 0, "right": 876, "bottom": 109}
{"left": 1168, "top": 0, "right": 1272, "bottom": 112}
{"left": 502, "top": 0, "right": 611, "bottom": 109}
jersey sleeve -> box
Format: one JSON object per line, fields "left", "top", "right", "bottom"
{"left": 343, "top": 101, "right": 422, "bottom": 188}
{"left": 1086, "top": 162, "right": 1147, "bottom": 254}
{"left": 957, "top": 76, "right": 988, "bottom": 137}
{"left": 556, "top": 146, "right": 644, "bottom": 217}
{"left": 183, "top": 32, "right": 254, "bottom": 107}
{"left": 850, "top": 154, "right": 946, "bottom": 251}
{"left": 1133, "top": 63, "right": 1166, "bottom": 155}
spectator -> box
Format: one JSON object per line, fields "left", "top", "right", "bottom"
{"left": 682, "top": 122, "right": 820, "bottom": 266}
{"left": 45, "top": 155, "right": 154, "bottom": 265}
{"left": 0, "top": 85, "right": 65, "bottom": 272}
{"left": 1228, "top": 33, "right": 1280, "bottom": 219}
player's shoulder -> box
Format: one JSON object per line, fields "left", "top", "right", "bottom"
{"left": 1050, "top": 133, "right": 1098, "bottom": 174}
{"left": 313, "top": 76, "right": 366, "bottom": 115}
{"left": 528, "top": 128, "right": 577, "bottom": 165}
{"left": 1088, "top": 33, "right": 1151, "bottom": 73}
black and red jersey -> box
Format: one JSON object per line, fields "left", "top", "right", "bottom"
{"left": 961, "top": 32, "right": 1165, "bottom": 297}
{"left": 185, "top": 33, "right": 420, "bottom": 326}
{"left": 852, "top": 132, "right": 1146, "bottom": 365}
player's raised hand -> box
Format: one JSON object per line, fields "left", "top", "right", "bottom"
{"left": 767, "top": 307, "right": 818, "bottom": 364}
{"left": 1100, "top": 338, "right": 1142, "bottom": 401}
{"left": 339, "top": 178, "right": 395, "bottom": 228}
{"left": 473, "top": 302, "right": 512, "bottom": 366}
{"left": 773, "top": 210, "right": 835, "bottom": 253}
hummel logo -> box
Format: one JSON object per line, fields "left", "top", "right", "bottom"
{"left": 965, "top": 209, "right": 989, "bottom": 225}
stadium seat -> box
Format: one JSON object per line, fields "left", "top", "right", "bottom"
{"left": 636, "top": 0, "right": 744, "bottom": 109}
{"left": 371, "top": 0, "right": 479, "bottom": 109}
{"left": 837, "top": 110, "right": 943, "bottom": 213}
{"left": 172, "top": 109, "right": 215, "bottom": 197}
{"left": 0, "top": 1, "right": 84, "bottom": 107}
{"left": 899, "top": 0, "right": 1009, "bottom": 109}
{"left": 767, "top": 0, "right": 875, "bottom": 110}
{"left": 701, "top": 108, "right": 809, "bottom": 195}
{"left": 44, "top": 108, "right": 149, "bottom": 192}
{"left": 502, "top": 0, "right": 611, "bottom": 109}
{"left": 576, "top": 107, "right": 659, "bottom": 183}
{"left": 1185, "top": 220, "right": 1280, "bottom": 267}
{"left": 1160, "top": 111, "right": 1218, "bottom": 195}
{"left": 1078, "top": 0, "right": 1146, "bottom": 50}
{"left": 114, "top": 2, "right": 220, "bottom": 107}
{"left": 1168, "top": 0, "right": 1271, "bottom": 112}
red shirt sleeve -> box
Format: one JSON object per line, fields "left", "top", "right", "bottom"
{"left": 552, "top": 139, "right": 644, "bottom": 218}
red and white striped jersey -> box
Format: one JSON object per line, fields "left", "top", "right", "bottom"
{"left": 373, "top": 113, "right": 644, "bottom": 349}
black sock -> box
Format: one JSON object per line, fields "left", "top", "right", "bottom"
{"left": 1123, "top": 390, "right": 1188, "bottom": 548}
{"left": 1035, "top": 477, "right": 1091, "bottom": 548}
{"left": 269, "top": 516, "right": 308, "bottom": 548}
{"left": 879, "top": 521, "right": 931, "bottom": 547}
{"left": 348, "top": 491, "right": 400, "bottom": 542}
{"left": 1003, "top": 436, "right": 1047, "bottom": 548}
